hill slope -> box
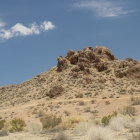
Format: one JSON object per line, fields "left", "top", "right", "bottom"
{"left": 0, "top": 46, "right": 140, "bottom": 120}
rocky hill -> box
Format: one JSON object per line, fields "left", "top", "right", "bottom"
{"left": 0, "top": 46, "right": 140, "bottom": 120}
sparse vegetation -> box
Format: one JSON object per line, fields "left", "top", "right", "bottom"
{"left": 78, "top": 101, "right": 85, "bottom": 105}
{"left": 75, "top": 93, "right": 83, "bottom": 98}
{"left": 129, "top": 132, "right": 140, "bottom": 140}
{"left": 60, "top": 116, "right": 84, "bottom": 130}
{"left": 109, "top": 116, "right": 126, "bottom": 131}
{"left": 0, "top": 130, "right": 8, "bottom": 137}
{"left": 0, "top": 120, "right": 5, "bottom": 130}
{"left": 27, "top": 122, "right": 42, "bottom": 134}
{"left": 40, "top": 114, "right": 62, "bottom": 129}
{"left": 101, "top": 112, "right": 117, "bottom": 126}
{"left": 91, "top": 99, "right": 96, "bottom": 104}
{"left": 87, "top": 126, "right": 114, "bottom": 140}
{"left": 4, "top": 118, "right": 26, "bottom": 132}
{"left": 123, "top": 106, "right": 136, "bottom": 116}
{"left": 131, "top": 96, "right": 140, "bottom": 105}
{"left": 105, "top": 101, "right": 110, "bottom": 105}
{"left": 52, "top": 132, "right": 72, "bottom": 140}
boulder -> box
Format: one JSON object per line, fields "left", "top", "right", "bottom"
{"left": 83, "top": 47, "right": 93, "bottom": 52}
{"left": 94, "top": 46, "right": 116, "bottom": 60}
{"left": 95, "top": 62, "right": 108, "bottom": 72}
{"left": 125, "top": 58, "right": 138, "bottom": 64}
{"left": 57, "top": 56, "right": 69, "bottom": 72}
{"left": 69, "top": 53, "right": 78, "bottom": 64}
{"left": 47, "top": 85, "right": 64, "bottom": 98}
{"left": 127, "top": 64, "right": 140, "bottom": 79}
{"left": 67, "top": 50, "right": 75, "bottom": 58}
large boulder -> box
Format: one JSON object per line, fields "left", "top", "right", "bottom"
{"left": 67, "top": 50, "right": 75, "bottom": 58}
{"left": 95, "top": 62, "right": 108, "bottom": 72}
{"left": 68, "top": 53, "right": 79, "bottom": 64}
{"left": 94, "top": 46, "right": 116, "bottom": 61}
{"left": 78, "top": 47, "right": 100, "bottom": 65}
{"left": 127, "top": 64, "right": 140, "bottom": 79}
{"left": 47, "top": 85, "right": 64, "bottom": 98}
{"left": 125, "top": 58, "right": 138, "bottom": 65}
{"left": 57, "top": 56, "right": 69, "bottom": 72}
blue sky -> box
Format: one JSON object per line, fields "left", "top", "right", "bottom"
{"left": 0, "top": 0, "right": 140, "bottom": 85}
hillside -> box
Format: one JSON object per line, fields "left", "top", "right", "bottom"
{"left": 0, "top": 46, "right": 140, "bottom": 106}
{"left": 0, "top": 46, "right": 140, "bottom": 118}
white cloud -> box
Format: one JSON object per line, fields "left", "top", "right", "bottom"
{"left": 0, "top": 21, "right": 6, "bottom": 27}
{"left": 41, "top": 21, "right": 55, "bottom": 31}
{"left": 74, "top": 0, "right": 137, "bottom": 18}
{"left": 0, "top": 21, "right": 55, "bottom": 40}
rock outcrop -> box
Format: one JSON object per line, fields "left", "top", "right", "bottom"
{"left": 57, "top": 46, "right": 140, "bottom": 80}
{"left": 94, "top": 46, "right": 116, "bottom": 61}
{"left": 57, "top": 57, "right": 69, "bottom": 72}
{"left": 57, "top": 46, "right": 115, "bottom": 73}
{"left": 127, "top": 64, "right": 140, "bottom": 79}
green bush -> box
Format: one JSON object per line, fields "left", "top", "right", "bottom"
{"left": 40, "top": 114, "right": 62, "bottom": 129}
{"left": 5, "top": 118, "right": 26, "bottom": 132}
{"left": 101, "top": 112, "right": 117, "bottom": 126}
{"left": 0, "top": 120, "right": 5, "bottom": 130}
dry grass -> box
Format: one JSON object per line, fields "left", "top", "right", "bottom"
{"left": 86, "top": 126, "right": 115, "bottom": 140}
{"left": 27, "top": 122, "right": 42, "bottom": 134}
{"left": 60, "top": 116, "right": 84, "bottom": 130}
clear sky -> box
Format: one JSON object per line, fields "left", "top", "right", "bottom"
{"left": 0, "top": 0, "right": 140, "bottom": 85}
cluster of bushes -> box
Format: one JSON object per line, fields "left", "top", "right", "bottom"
{"left": 0, "top": 118, "right": 26, "bottom": 133}
{"left": 0, "top": 111, "right": 140, "bottom": 140}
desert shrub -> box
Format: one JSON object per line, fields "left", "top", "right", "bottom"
{"left": 27, "top": 122, "right": 42, "bottom": 134}
{"left": 75, "top": 93, "right": 83, "bottom": 98}
{"left": 92, "top": 118, "right": 101, "bottom": 125}
{"left": 101, "top": 112, "right": 117, "bottom": 126}
{"left": 48, "top": 86, "right": 64, "bottom": 98}
{"left": 91, "top": 99, "right": 96, "bottom": 104}
{"left": 60, "top": 116, "right": 84, "bottom": 130}
{"left": 36, "top": 110, "right": 46, "bottom": 118}
{"left": 109, "top": 116, "right": 126, "bottom": 131}
{"left": 84, "top": 107, "right": 91, "bottom": 112}
{"left": 79, "top": 101, "right": 85, "bottom": 105}
{"left": 75, "top": 121, "right": 93, "bottom": 135}
{"left": 0, "top": 120, "right": 5, "bottom": 130}
{"left": 5, "top": 118, "right": 26, "bottom": 132}
{"left": 52, "top": 132, "right": 72, "bottom": 140}
{"left": 0, "top": 130, "right": 8, "bottom": 137}
{"left": 131, "top": 97, "right": 140, "bottom": 105}
{"left": 128, "top": 132, "right": 140, "bottom": 140}
{"left": 130, "top": 118, "right": 140, "bottom": 132}
{"left": 40, "top": 114, "right": 62, "bottom": 129}
{"left": 105, "top": 101, "right": 110, "bottom": 105}
{"left": 123, "top": 106, "right": 136, "bottom": 116}
{"left": 64, "top": 111, "right": 71, "bottom": 116}
{"left": 87, "top": 126, "right": 114, "bottom": 140}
